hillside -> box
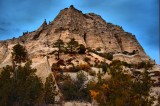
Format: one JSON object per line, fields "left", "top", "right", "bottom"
{"left": 0, "top": 5, "right": 159, "bottom": 106}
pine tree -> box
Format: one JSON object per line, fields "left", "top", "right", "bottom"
{"left": 12, "top": 43, "right": 28, "bottom": 64}
{"left": 0, "top": 65, "right": 13, "bottom": 106}
{"left": 67, "top": 38, "right": 78, "bottom": 53}
{"left": 0, "top": 61, "right": 43, "bottom": 106}
{"left": 53, "top": 39, "right": 64, "bottom": 60}
{"left": 44, "top": 74, "right": 58, "bottom": 104}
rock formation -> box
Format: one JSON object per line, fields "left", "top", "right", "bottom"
{"left": 0, "top": 5, "right": 155, "bottom": 73}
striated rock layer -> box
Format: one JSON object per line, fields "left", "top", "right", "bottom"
{"left": 0, "top": 5, "right": 154, "bottom": 69}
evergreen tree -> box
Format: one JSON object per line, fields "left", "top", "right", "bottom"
{"left": 53, "top": 39, "right": 64, "bottom": 60}
{"left": 44, "top": 74, "right": 58, "bottom": 104}
{"left": 12, "top": 43, "right": 28, "bottom": 64}
{"left": 78, "top": 44, "right": 86, "bottom": 54}
{"left": 15, "top": 61, "right": 43, "bottom": 106}
{"left": 0, "top": 65, "right": 13, "bottom": 106}
{"left": 0, "top": 61, "right": 43, "bottom": 106}
{"left": 67, "top": 38, "right": 79, "bottom": 53}
{"left": 88, "top": 62, "right": 155, "bottom": 106}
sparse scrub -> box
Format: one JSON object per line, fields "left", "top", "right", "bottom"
{"left": 110, "top": 60, "right": 133, "bottom": 68}
{"left": 68, "top": 65, "right": 81, "bottom": 72}
{"left": 84, "top": 57, "right": 91, "bottom": 63}
{"left": 60, "top": 73, "right": 91, "bottom": 101}
{"left": 101, "top": 61, "right": 108, "bottom": 73}
{"left": 96, "top": 47, "right": 101, "bottom": 51}
{"left": 88, "top": 63, "right": 155, "bottom": 106}
{"left": 51, "top": 63, "right": 61, "bottom": 71}
{"left": 136, "top": 61, "right": 154, "bottom": 69}
{"left": 78, "top": 44, "right": 86, "bottom": 54}
{"left": 88, "top": 70, "right": 96, "bottom": 76}
{"left": 67, "top": 38, "right": 79, "bottom": 54}
{"left": 79, "top": 63, "right": 91, "bottom": 71}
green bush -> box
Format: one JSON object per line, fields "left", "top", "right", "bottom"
{"left": 88, "top": 70, "right": 96, "bottom": 76}
{"left": 110, "top": 60, "right": 132, "bottom": 68}
{"left": 101, "top": 62, "right": 108, "bottom": 73}
{"left": 78, "top": 44, "right": 86, "bottom": 54}
{"left": 105, "top": 53, "right": 113, "bottom": 60}
{"left": 122, "top": 51, "right": 129, "bottom": 55}
{"left": 96, "top": 47, "right": 101, "bottom": 51}
{"left": 84, "top": 57, "right": 91, "bottom": 63}
{"left": 97, "top": 53, "right": 113, "bottom": 60}
{"left": 136, "top": 61, "right": 153, "bottom": 69}
{"left": 67, "top": 38, "right": 79, "bottom": 54}
{"left": 60, "top": 72, "right": 91, "bottom": 101}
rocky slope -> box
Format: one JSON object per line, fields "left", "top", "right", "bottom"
{"left": 0, "top": 5, "right": 155, "bottom": 73}
{"left": 0, "top": 5, "right": 159, "bottom": 105}
{"left": 0, "top": 6, "right": 153, "bottom": 63}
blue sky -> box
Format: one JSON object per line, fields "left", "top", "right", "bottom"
{"left": 0, "top": 0, "right": 159, "bottom": 64}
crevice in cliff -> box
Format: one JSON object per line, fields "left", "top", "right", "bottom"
{"left": 114, "top": 33, "right": 123, "bottom": 52}
{"left": 99, "top": 34, "right": 107, "bottom": 51}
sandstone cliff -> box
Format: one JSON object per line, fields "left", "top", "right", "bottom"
{"left": 0, "top": 5, "right": 154, "bottom": 71}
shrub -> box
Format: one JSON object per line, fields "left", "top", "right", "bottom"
{"left": 67, "top": 38, "right": 79, "bottom": 54}
{"left": 110, "top": 60, "right": 132, "bottom": 68}
{"left": 60, "top": 73, "right": 91, "bottom": 101}
{"left": 79, "top": 63, "right": 91, "bottom": 71}
{"left": 107, "top": 53, "right": 113, "bottom": 60}
{"left": 76, "top": 71, "right": 87, "bottom": 86}
{"left": 84, "top": 57, "right": 91, "bottom": 63}
{"left": 110, "top": 60, "right": 122, "bottom": 66}
{"left": 87, "top": 47, "right": 95, "bottom": 53}
{"left": 101, "top": 62, "right": 108, "bottom": 73}
{"left": 136, "top": 61, "right": 147, "bottom": 69}
{"left": 88, "top": 63, "right": 155, "bottom": 106}
{"left": 129, "top": 50, "right": 136, "bottom": 55}
{"left": 97, "top": 53, "right": 113, "bottom": 60}
{"left": 56, "top": 59, "right": 65, "bottom": 66}
{"left": 51, "top": 63, "right": 61, "bottom": 71}
{"left": 69, "top": 65, "right": 81, "bottom": 72}
{"left": 78, "top": 44, "right": 86, "bottom": 54}
{"left": 88, "top": 70, "right": 96, "bottom": 76}
{"left": 121, "top": 61, "right": 132, "bottom": 68}
{"left": 122, "top": 51, "right": 129, "bottom": 55}
{"left": 96, "top": 47, "right": 101, "bottom": 51}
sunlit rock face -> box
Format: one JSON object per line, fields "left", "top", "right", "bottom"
{"left": 0, "top": 5, "right": 154, "bottom": 71}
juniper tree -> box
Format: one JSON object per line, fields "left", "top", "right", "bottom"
{"left": 53, "top": 39, "right": 64, "bottom": 60}
{"left": 12, "top": 43, "right": 28, "bottom": 64}
{"left": 0, "top": 61, "right": 43, "bottom": 106}
{"left": 67, "top": 38, "right": 78, "bottom": 53}
{"left": 44, "top": 74, "right": 58, "bottom": 104}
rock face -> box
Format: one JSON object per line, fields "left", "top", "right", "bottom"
{"left": 0, "top": 5, "right": 154, "bottom": 69}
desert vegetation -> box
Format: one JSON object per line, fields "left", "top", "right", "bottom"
{"left": 0, "top": 43, "right": 158, "bottom": 106}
